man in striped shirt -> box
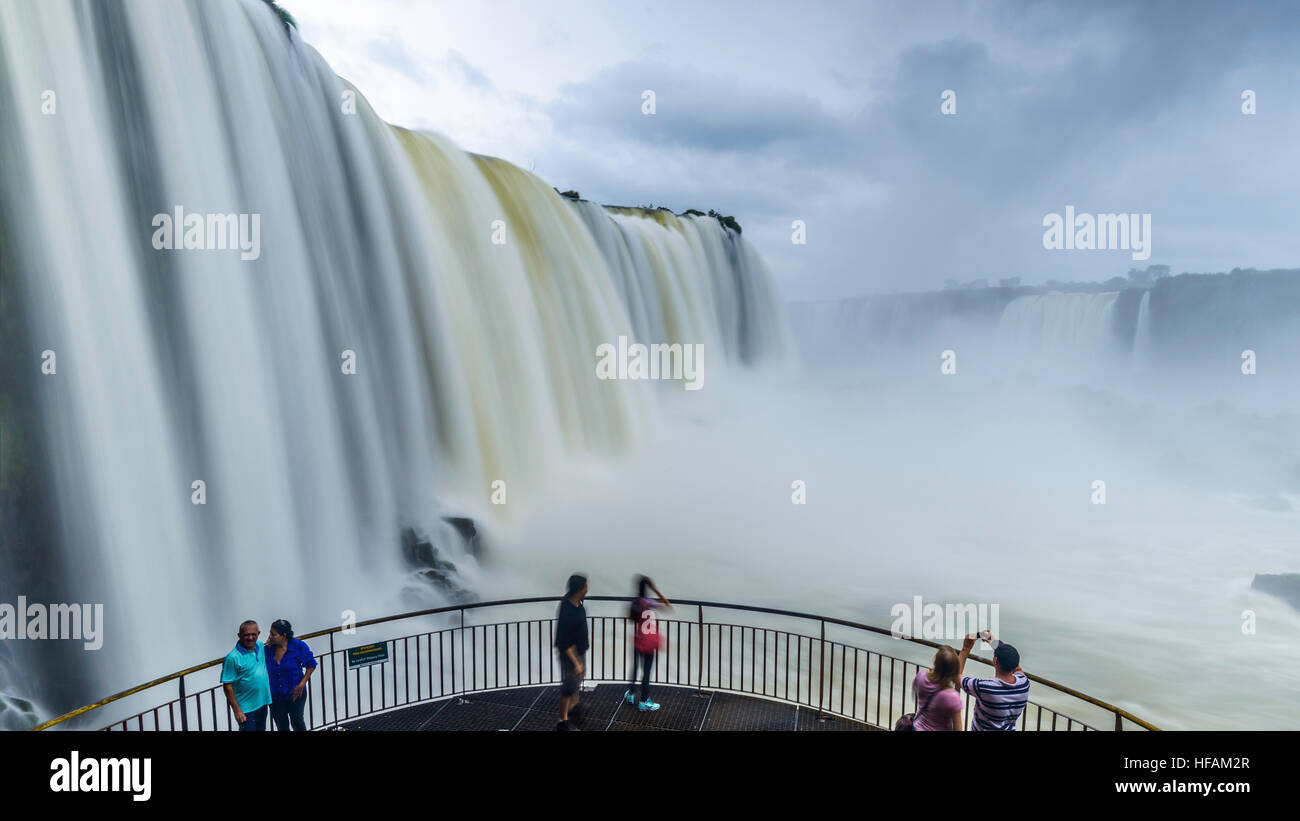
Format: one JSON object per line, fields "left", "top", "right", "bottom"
{"left": 957, "top": 633, "right": 1030, "bottom": 731}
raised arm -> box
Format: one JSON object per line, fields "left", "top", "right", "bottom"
{"left": 957, "top": 634, "right": 976, "bottom": 677}
{"left": 652, "top": 582, "right": 672, "bottom": 610}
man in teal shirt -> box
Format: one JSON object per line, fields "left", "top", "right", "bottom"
{"left": 221, "top": 620, "right": 272, "bottom": 731}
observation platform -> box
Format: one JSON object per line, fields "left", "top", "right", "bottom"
{"left": 33, "top": 596, "right": 1157, "bottom": 732}
{"left": 336, "top": 683, "right": 876, "bottom": 732}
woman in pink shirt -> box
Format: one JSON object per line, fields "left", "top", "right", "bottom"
{"left": 912, "top": 646, "right": 964, "bottom": 731}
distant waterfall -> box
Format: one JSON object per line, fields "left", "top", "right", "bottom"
{"left": 996, "top": 292, "right": 1121, "bottom": 367}
{"left": 1132, "top": 290, "right": 1153, "bottom": 369}
{"left": 0, "top": 0, "right": 790, "bottom": 725}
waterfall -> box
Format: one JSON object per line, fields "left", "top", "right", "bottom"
{"left": 996, "top": 292, "right": 1121, "bottom": 369}
{"left": 0, "top": 0, "right": 790, "bottom": 726}
{"left": 1132, "top": 290, "right": 1153, "bottom": 370}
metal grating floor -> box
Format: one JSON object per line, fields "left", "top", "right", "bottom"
{"left": 335, "top": 684, "right": 881, "bottom": 731}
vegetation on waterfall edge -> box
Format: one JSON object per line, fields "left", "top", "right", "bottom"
{"left": 260, "top": 0, "right": 297, "bottom": 30}
{"left": 553, "top": 190, "right": 743, "bottom": 234}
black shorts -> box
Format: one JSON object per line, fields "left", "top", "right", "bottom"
{"left": 558, "top": 652, "right": 585, "bottom": 696}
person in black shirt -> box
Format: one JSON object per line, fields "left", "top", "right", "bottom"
{"left": 555, "top": 574, "right": 589, "bottom": 731}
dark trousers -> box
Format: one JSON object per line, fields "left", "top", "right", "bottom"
{"left": 239, "top": 704, "right": 269, "bottom": 731}
{"left": 629, "top": 650, "right": 654, "bottom": 702}
{"left": 270, "top": 694, "right": 307, "bottom": 731}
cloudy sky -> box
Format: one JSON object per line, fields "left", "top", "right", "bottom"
{"left": 292, "top": 0, "right": 1300, "bottom": 301}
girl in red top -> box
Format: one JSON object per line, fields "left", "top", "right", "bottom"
{"left": 625, "top": 575, "right": 672, "bottom": 711}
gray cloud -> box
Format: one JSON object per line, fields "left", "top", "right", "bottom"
{"left": 547, "top": 61, "right": 845, "bottom": 153}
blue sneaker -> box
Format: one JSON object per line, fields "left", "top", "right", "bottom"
{"left": 624, "top": 689, "right": 636, "bottom": 704}
{"left": 637, "top": 700, "right": 660, "bottom": 712}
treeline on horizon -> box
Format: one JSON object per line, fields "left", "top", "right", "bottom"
{"left": 804, "top": 265, "right": 1300, "bottom": 302}
{"left": 942, "top": 265, "right": 1300, "bottom": 295}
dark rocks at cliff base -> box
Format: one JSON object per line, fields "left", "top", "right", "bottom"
{"left": 0, "top": 694, "right": 38, "bottom": 724}
{"left": 443, "top": 516, "right": 481, "bottom": 557}
{"left": 399, "top": 526, "right": 475, "bottom": 604}
{"left": 1252, "top": 573, "right": 1300, "bottom": 612}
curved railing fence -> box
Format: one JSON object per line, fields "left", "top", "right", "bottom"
{"left": 30, "top": 597, "right": 1158, "bottom": 731}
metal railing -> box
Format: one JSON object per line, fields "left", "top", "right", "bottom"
{"left": 30, "top": 597, "right": 1158, "bottom": 731}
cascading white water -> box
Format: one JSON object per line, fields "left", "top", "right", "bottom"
{"left": 573, "top": 203, "right": 793, "bottom": 369}
{"left": 0, "top": 0, "right": 790, "bottom": 726}
{"left": 784, "top": 297, "right": 900, "bottom": 363}
{"left": 996, "top": 292, "right": 1120, "bottom": 370}
{"left": 1132, "top": 290, "right": 1153, "bottom": 370}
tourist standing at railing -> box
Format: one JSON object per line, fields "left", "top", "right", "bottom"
{"left": 957, "top": 633, "right": 1030, "bottom": 730}
{"left": 555, "top": 574, "right": 589, "bottom": 731}
{"left": 220, "top": 620, "right": 272, "bottom": 731}
{"left": 625, "top": 575, "right": 671, "bottom": 712}
{"left": 910, "top": 646, "right": 964, "bottom": 731}
{"left": 265, "top": 619, "right": 318, "bottom": 731}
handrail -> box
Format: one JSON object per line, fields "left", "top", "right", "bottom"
{"left": 29, "top": 596, "right": 1159, "bottom": 731}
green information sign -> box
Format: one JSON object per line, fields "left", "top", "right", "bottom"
{"left": 346, "top": 642, "right": 390, "bottom": 670}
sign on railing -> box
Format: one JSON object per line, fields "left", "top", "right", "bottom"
{"left": 346, "top": 643, "right": 390, "bottom": 671}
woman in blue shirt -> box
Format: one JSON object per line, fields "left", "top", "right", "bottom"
{"left": 265, "top": 619, "right": 317, "bottom": 731}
